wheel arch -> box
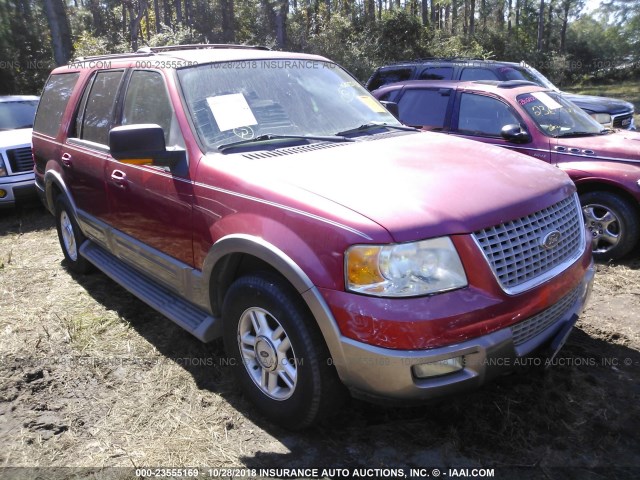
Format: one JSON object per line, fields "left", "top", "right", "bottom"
{"left": 575, "top": 180, "right": 640, "bottom": 217}
{"left": 201, "top": 234, "right": 347, "bottom": 368}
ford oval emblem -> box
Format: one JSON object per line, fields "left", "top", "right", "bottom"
{"left": 541, "top": 230, "right": 562, "bottom": 250}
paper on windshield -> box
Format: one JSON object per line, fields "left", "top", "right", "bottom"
{"left": 531, "top": 92, "right": 562, "bottom": 110}
{"left": 206, "top": 93, "right": 258, "bottom": 132}
{"left": 357, "top": 95, "right": 388, "bottom": 113}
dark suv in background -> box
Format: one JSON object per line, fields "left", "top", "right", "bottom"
{"left": 365, "top": 59, "right": 635, "bottom": 131}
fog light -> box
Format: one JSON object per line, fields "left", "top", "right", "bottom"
{"left": 0, "top": 189, "right": 7, "bottom": 198}
{"left": 412, "top": 356, "right": 464, "bottom": 378}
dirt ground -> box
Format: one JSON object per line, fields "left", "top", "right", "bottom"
{"left": 1, "top": 203, "right": 639, "bottom": 480}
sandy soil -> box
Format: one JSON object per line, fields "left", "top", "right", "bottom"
{"left": 1, "top": 204, "right": 638, "bottom": 479}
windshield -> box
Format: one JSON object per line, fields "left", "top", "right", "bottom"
{"left": 501, "top": 65, "right": 558, "bottom": 91}
{"left": 0, "top": 100, "right": 39, "bottom": 130}
{"left": 517, "top": 91, "right": 605, "bottom": 137}
{"left": 177, "top": 59, "right": 399, "bottom": 152}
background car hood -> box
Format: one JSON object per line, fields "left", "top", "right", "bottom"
{"left": 216, "top": 132, "right": 575, "bottom": 243}
{"left": 561, "top": 92, "right": 634, "bottom": 115}
{"left": 554, "top": 130, "right": 640, "bottom": 161}
{"left": 0, "top": 128, "right": 32, "bottom": 147}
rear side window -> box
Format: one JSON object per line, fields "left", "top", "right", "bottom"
{"left": 418, "top": 67, "right": 454, "bottom": 80}
{"left": 397, "top": 89, "right": 451, "bottom": 129}
{"left": 368, "top": 68, "right": 413, "bottom": 91}
{"left": 460, "top": 68, "right": 499, "bottom": 81}
{"left": 77, "top": 70, "right": 125, "bottom": 145}
{"left": 33, "top": 73, "right": 79, "bottom": 137}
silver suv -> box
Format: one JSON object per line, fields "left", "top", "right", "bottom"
{"left": 0, "top": 95, "right": 39, "bottom": 207}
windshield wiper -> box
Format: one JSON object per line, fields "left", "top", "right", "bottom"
{"left": 218, "top": 133, "right": 354, "bottom": 152}
{"left": 554, "top": 131, "right": 598, "bottom": 138}
{"left": 335, "top": 122, "right": 417, "bottom": 137}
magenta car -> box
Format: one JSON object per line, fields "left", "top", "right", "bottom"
{"left": 33, "top": 47, "right": 593, "bottom": 428}
{"left": 373, "top": 80, "right": 640, "bottom": 260}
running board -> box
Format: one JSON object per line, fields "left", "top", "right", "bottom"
{"left": 80, "top": 241, "right": 221, "bottom": 342}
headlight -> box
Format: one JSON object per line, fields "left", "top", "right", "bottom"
{"left": 0, "top": 157, "right": 7, "bottom": 177}
{"left": 590, "top": 113, "right": 611, "bottom": 125}
{"left": 345, "top": 237, "right": 467, "bottom": 297}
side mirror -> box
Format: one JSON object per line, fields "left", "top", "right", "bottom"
{"left": 380, "top": 101, "right": 399, "bottom": 119}
{"left": 109, "top": 124, "right": 185, "bottom": 168}
{"left": 501, "top": 124, "right": 531, "bottom": 144}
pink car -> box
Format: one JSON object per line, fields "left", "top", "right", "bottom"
{"left": 373, "top": 80, "right": 640, "bottom": 260}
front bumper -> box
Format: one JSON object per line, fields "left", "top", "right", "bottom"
{"left": 0, "top": 173, "right": 36, "bottom": 206}
{"left": 330, "top": 260, "right": 595, "bottom": 403}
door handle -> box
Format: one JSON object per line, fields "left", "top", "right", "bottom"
{"left": 61, "top": 153, "right": 72, "bottom": 167}
{"left": 110, "top": 169, "right": 127, "bottom": 188}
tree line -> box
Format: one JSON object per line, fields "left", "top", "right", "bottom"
{"left": 0, "top": 0, "right": 637, "bottom": 94}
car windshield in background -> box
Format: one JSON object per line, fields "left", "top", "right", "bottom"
{"left": 501, "top": 66, "right": 558, "bottom": 91}
{"left": 517, "top": 91, "right": 605, "bottom": 137}
{"left": 177, "top": 59, "right": 399, "bottom": 152}
{"left": 0, "top": 100, "right": 39, "bottom": 130}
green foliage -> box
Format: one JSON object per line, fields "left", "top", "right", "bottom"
{"left": 0, "top": 0, "right": 639, "bottom": 94}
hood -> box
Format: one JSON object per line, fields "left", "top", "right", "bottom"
{"left": 213, "top": 132, "right": 575, "bottom": 243}
{"left": 554, "top": 129, "right": 640, "bottom": 162}
{"left": 0, "top": 128, "right": 32, "bottom": 148}
{"left": 561, "top": 92, "right": 634, "bottom": 115}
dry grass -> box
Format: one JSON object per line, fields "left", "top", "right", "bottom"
{"left": 1, "top": 204, "right": 639, "bottom": 476}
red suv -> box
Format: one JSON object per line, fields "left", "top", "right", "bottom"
{"left": 373, "top": 79, "right": 640, "bottom": 261}
{"left": 33, "top": 46, "right": 594, "bottom": 428}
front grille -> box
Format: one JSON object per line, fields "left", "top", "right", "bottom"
{"left": 511, "top": 284, "right": 581, "bottom": 346}
{"left": 613, "top": 113, "right": 633, "bottom": 129}
{"left": 7, "top": 147, "right": 33, "bottom": 173}
{"left": 473, "top": 194, "right": 583, "bottom": 293}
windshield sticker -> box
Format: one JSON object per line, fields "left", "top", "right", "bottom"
{"left": 357, "top": 95, "right": 388, "bottom": 113}
{"left": 531, "top": 92, "right": 562, "bottom": 110}
{"left": 518, "top": 96, "right": 536, "bottom": 106}
{"left": 206, "top": 93, "right": 258, "bottom": 132}
{"left": 232, "top": 126, "right": 255, "bottom": 140}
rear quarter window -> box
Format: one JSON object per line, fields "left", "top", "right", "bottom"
{"left": 33, "top": 73, "right": 80, "bottom": 137}
{"left": 367, "top": 68, "right": 413, "bottom": 91}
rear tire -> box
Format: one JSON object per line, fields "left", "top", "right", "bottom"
{"left": 580, "top": 191, "right": 640, "bottom": 261}
{"left": 222, "top": 272, "right": 346, "bottom": 429}
{"left": 55, "top": 195, "right": 92, "bottom": 274}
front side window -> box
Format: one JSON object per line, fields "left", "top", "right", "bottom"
{"left": 516, "top": 91, "right": 604, "bottom": 137}
{"left": 456, "top": 93, "right": 520, "bottom": 137}
{"left": 77, "top": 70, "right": 125, "bottom": 145}
{"left": 397, "top": 89, "right": 451, "bottom": 129}
{"left": 122, "top": 70, "right": 182, "bottom": 147}
{"left": 33, "top": 73, "right": 79, "bottom": 137}
{"left": 178, "top": 60, "right": 399, "bottom": 152}
{"left": 460, "top": 68, "right": 499, "bottom": 81}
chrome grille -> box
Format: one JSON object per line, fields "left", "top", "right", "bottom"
{"left": 7, "top": 147, "right": 33, "bottom": 173}
{"left": 612, "top": 113, "right": 633, "bottom": 129}
{"left": 511, "top": 284, "right": 581, "bottom": 346}
{"left": 473, "top": 194, "right": 583, "bottom": 293}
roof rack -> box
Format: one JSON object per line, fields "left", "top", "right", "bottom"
{"left": 136, "top": 44, "right": 271, "bottom": 53}
{"left": 71, "top": 43, "right": 271, "bottom": 63}
{"left": 381, "top": 57, "right": 510, "bottom": 67}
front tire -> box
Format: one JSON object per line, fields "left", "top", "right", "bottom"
{"left": 580, "top": 191, "right": 640, "bottom": 261}
{"left": 55, "top": 195, "right": 92, "bottom": 274}
{"left": 222, "top": 272, "right": 346, "bottom": 429}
